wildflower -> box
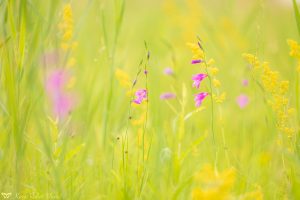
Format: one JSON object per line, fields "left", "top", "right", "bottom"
{"left": 191, "top": 59, "right": 203, "bottom": 64}
{"left": 207, "top": 58, "right": 215, "bottom": 66}
{"left": 53, "top": 93, "right": 74, "bottom": 118}
{"left": 46, "top": 70, "right": 69, "bottom": 95}
{"left": 213, "top": 92, "right": 226, "bottom": 104}
{"left": 287, "top": 39, "right": 300, "bottom": 58}
{"left": 164, "top": 67, "right": 174, "bottom": 75}
{"left": 187, "top": 42, "right": 204, "bottom": 60}
{"left": 194, "top": 92, "right": 209, "bottom": 107}
{"left": 46, "top": 69, "right": 74, "bottom": 119}
{"left": 192, "top": 73, "right": 208, "bottom": 88}
{"left": 131, "top": 112, "right": 146, "bottom": 126}
{"left": 61, "top": 4, "right": 73, "bottom": 38}
{"left": 67, "top": 57, "right": 76, "bottom": 68}
{"left": 278, "top": 80, "right": 289, "bottom": 95}
{"left": 59, "top": 4, "right": 74, "bottom": 51}
{"left": 160, "top": 92, "right": 176, "bottom": 100}
{"left": 115, "top": 68, "right": 131, "bottom": 89}
{"left": 261, "top": 62, "right": 279, "bottom": 94}
{"left": 237, "top": 94, "right": 249, "bottom": 108}
{"left": 209, "top": 67, "right": 219, "bottom": 76}
{"left": 242, "top": 79, "right": 249, "bottom": 86}
{"left": 212, "top": 78, "right": 221, "bottom": 88}
{"left": 192, "top": 165, "right": 236, "bottom": 200}
{"left": 133, "top": 89, "right": 147, "bottom": 104}
{"left": 144, "top": 70, "right": 148, "bottom": 74}
{"left": 242, "top": 53, "right": 260, "bottom": 69}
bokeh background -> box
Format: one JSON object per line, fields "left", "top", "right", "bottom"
{"left": 0, "top": 0, "right": 300, "bottom": 199}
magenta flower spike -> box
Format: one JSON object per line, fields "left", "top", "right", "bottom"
{"left": 192, "top": 73, "right": 208, "bottom": 89}
{"left": 160, "top": 92, "right": 176, "bottom": 100}
{"left": 191, "top": 59, "right": 203, "bottom": 64}
{"left": 133, "top": 89, "right": 147, "bottom": 104}
{"left": 46, "top": 69, "right": 68, "bottom": 95}
{"left": 237, "top": 94, "right": 249, "bottom": 108}
{"left": 46, "top": 69, "right": 74, "bottom": 119}
{"left": 194, "top": 92, "right": 209, "bottom": 107}
{"left": 53, "top": 93, "right": 74, "bottom": 118}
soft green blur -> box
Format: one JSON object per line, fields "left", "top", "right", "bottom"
{"left": 0, "top": 0, "right": 299, "bottom": 199}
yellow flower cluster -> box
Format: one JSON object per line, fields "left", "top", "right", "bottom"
{"left": 192, "top": 165, "right": 235, "bottom": 200}
{"left": 243, "top": 54, "right": 294, "bottom": 137}
{"left": 59, "top": 4, "right": 78, "bottom": 52}
{"left": 115, "top": 68, "right": 132, "bottom": 96}
{"left": 208, "top": 59, "right": 226, "bottom": 104}
{"left": 242, "top": 53, "right": 260, "bottom": 69}
{"left": 192, "top": 165, "right": 263, "bottom": 200}
{"left": 187, "top": 42, "right": 204, "bottom": 60}
{"left": 287, "top": 39, "right": 300, "bottom": 72}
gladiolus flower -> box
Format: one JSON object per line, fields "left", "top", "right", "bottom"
{"left": 192, "top": 74, "right": 208, "bottom": 89}
{"left": 133, "top": 89, "right": 147, "bottom": 104}
{"left": 194, "top": 92, "right": 209, "bottom": 107}
{"left": 191, "top": 59, "right": 203, "bottom": 64}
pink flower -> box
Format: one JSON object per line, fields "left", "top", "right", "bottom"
{"left": 46, "top": 70, "right": 69, "bottom": 95}
{"left": 160, "top": 92, "right": 176, "bottom": 100}
{"left": 194, "top": 92, "right": 209, "bottom": 107}
{"left": 191, "top": 59, "right": 203, "bottom": 64}
{"left": 237, "top": 94, "right": 249, "bottom": 108}
{"left": 133, "top": 89, "right": 147, "bottom": 104}
{"left": 192, "top": 74, "right": 207, "bottom": 89}
{"left": 242, "top": 79, "right": 249, "bottom": 87}
{"left": 164, "top": 67, "right": 174, "bottom": 75}
{"left": 53, "top": 93, "right": 74, "bottom": 118}
{"left": 46, "top": 69, "right": 74, "bottom": 119}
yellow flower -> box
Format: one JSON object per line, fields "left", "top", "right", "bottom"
{"left": 59, "top": 4, "right": 74, "bottom": 51}
{"left": 278, "top": 81, "right": 289, "bottom": 95}
{"left": 67, "top": 57, "right": 76, "bottom": 68}
{"left": 115, "top": 68, "right": 131, "bottom": 89}
{"left": 243, "top": 53, "right": 295, "bottom": 138}
{"left": 213, "top": 92, "right": 226, "bottom": 104}
{"left": 207, "top": 59, "right": 215, "bottom": 66}
{"left": 210, "top": 67, "right": 219, "bottom": 76}
{"left": 261, "top": 62, "right": 279, "bottom": 94}
{"left": 287, "top": 39, "right": 300, "bottom": 58}
{"left": 131, "top": 113, "right": 146, "bottom": 126}
{"left": 192, "top": 165, "right": 235, "bottom": 200}
{"left": 213, "top": 78, "right": 221, "bottom": 88}
{"left": 66, "top": 76, "right": 76, "bottom": 89}
{"left": 242, "top": 53, "right": 260, "bottom": 69}
{"left": 187, "top": 42, "right": 204, "bottom": 60}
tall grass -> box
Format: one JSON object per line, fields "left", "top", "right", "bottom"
{"left": 0, "top": 0, "right": 299, "bottom": 199}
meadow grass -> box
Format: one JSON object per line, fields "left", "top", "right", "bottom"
{"left": 0, "top": 0, "right": 300, "bottom": 199}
